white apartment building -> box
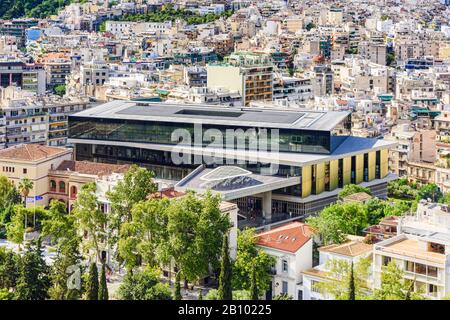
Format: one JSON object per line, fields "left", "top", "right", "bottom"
{"left": 80, "top": 61, "right": 110, "bottom": 86}
{"left": 373, "top": 208, "right": 450, "bottom": 300}
{"left": 105, "top": 21, "right": 172, "bottom": 37}
{"left": 273, "top": 76, "right": 313, "bottom": 102}
{"left": 302, "top": 236, "right": 373, "bottom": 300}
{"left": 255, "top": 222, "right": 313, "bottom": 300}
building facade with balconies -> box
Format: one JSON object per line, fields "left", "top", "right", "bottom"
{"left": 207, "top": 52, "right": 274, "bottom": 106}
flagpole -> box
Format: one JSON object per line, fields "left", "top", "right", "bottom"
{"left": 24, "top": 197, "right": 27, "bottom": 229}
{"left": 34, "top": 196, "right": 36, "bottom": 228}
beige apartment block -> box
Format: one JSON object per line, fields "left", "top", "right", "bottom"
{"left": 387, "top": 124, "right": 436, "bottom": 177}
{"left": 373, "top": 233, "right": 450, "bottom": 299}
{"left": 0, "top": 144, "right": 72, "bottom": 207}
{"left": 207, "top": 52, "right": 273, "bottom": 106}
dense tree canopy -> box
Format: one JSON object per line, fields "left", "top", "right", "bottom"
{"left": 157, "top": 191, "right": 231, "bottom": 282}
{"left": 15, "top": 240, "right": 50, "bottom": 300}
{"left": 232, "top": 228, "right": 275, "bottom": 294}
{"left": 0, "top": 0, "right": 73, "bottom": 19}
{"left": 117, "top": 267, "right": 171, "bottom": 300}
{"left": 118, "top": 6, "right": 234, "bottom": 25}
{"left": 107, "top": 165, "right": 157, "bottom": 262}
{"left": 0, "top": 176, "right": 21, "bottom": 238}
{"left": 306, "top": 202, "right": 368, "bottom": 245}
{"left": 72, "top": 182, "right": 107, "bottom": 262}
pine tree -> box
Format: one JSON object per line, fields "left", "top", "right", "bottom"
{"left": 15, "top": 239, "right": 50, "bottom": 300}
{"left": 217, "top": 234, "right": 232, "bottom": 300}
{"left": 0, "top": 250, "right": 20, "bottom": 290}
{"left": 173, "top": 271, "right": 182, "bottom": 300}
{"left": 48, "top": 238, "right": 82, "bottom": 300}
{"left": 98, "top": 263, "right": 109, "bottom": 300}
{"left": 85, "top": 262, "right": 99, "bottom": 300}
{"left": 250, "top": 267, "right": 258, "bottom": 300}
{"left": 405, "top": 278, "right": 415, "bottom": 300}
{"left": 348, "top": 261, "right": 356, "bottom": 300}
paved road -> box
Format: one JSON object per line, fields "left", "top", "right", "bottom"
{"left": 0, "top": 239, "right": 57, "bottom": 265}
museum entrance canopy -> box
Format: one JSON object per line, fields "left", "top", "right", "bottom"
{"left": 175, "top": 165, "right": 301, "bottom": 201}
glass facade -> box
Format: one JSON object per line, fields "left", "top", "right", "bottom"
{"left": 76, "top": 143, "right": 303, "bottom": 181}
{"left": 69, "top": 116, "right": 338, "bottom": 154}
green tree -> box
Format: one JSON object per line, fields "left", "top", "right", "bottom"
{"left": 173, "top": 271, "right": 182, "bottom": 300}
{"left": 417, "top": 183, "right": 442, "bottom": 202}
{"left": 348, "top": 262, "right": 355, "bottom": 300}
{"left": 232, "top": 229, "right": 275, "bottom": 294}
{"left": 250, "top": 267, "right": 258, "bottom": 300}
{"left": 388, "top": 178, "right": 417, "bottom": 199}
{"left": 99, "top": 21, "right": 106, "bottom": 32}
{"left": 374, "top": 261, "right": 424, "bottom": 300}
{"left": 218, "top": 234, "right": 232, "bottom": 300}
{"left": 198, "top": 288, "right": 203, "bottom": 300}
{"left": 18, "top": 178, "right": 33, "bottom": 207}
{"left": 386, "top": 52, "right": 395, "bottom": 66}
{"left": 157, "top": 191, "right": 231, "bottom": 283}
{"left": 365, "top": 198, "right": 386, "bottom": 226}
{"left": 98, "top": 263, "right": 108, "bottom": 300}
{"left": 53, "top": 85, "right": 66, "bottom": 96}
{"left": 306, "top": 202, "right": 368, "bottom": 245}
{"left": 85, "top": 262, "right": 99, "bottom": 300}
{"left": 338, "top": 184, "right": 372, "bottom": 200}
{"left": 273, "top": 293, "right": 293, "bottom": 300}
{"left": 42, "top": 200, "right": 79, "bottom": 251}
{"left": 107, "top": 165, "right": 157, "bottom": 261}
{"left": 118, "top": 198, "right": 169, "bottom": 272}
{"left": 72, "top": 183, "right": 106, "bottom": 262}
{"left": 0, "top": 175, "right": 21, "bottom": 236}
{"left": 0, "top": 247, "right": 20, "bottom": 290}
{"left": 316, "top": 257, "right": 371, "bottom": 300}
{"left": 5, "top": 205, "right": 49, "bottom": 246}
{"left": 205, "top": 289, "right": 251, "bottom": 300}
{"left": 48, "top": 238, "right": 83, "bottom": 300}
{"left": 117, "top": 267, "right": 172, "bottom": 300}
{"left": 15, "top": 239, "right": 50, "bottom": 300}
{"left": 305, "top": 22, "right": 316, "bottom": 31}
{"left": 0, "top": 288, "right": 13, "bottom": 300}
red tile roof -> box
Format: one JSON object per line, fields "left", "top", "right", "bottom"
{"left": 255, "top": 222, "right": 313, "bottom": 253}
{"left": 319, "top": 239, "right": 372, "bottom": 257}
{"left": 336, "top": 99, "right": 348, "bottom": 106}
{"left": 149, "top": 188, "right": 185, "bottom": 199}
{"left": 55, "top": 160, "right": 129, "bottom": 177}
{"left": 0, "top": 144, "right": 68, "bottom": 162}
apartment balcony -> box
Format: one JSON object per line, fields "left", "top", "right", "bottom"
{"left": 49, "top": 118, "right": 67, "bottom": 123}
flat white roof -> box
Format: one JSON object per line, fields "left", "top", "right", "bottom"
{"left": 71, "top": 100, "right": 351, "bottom": 131}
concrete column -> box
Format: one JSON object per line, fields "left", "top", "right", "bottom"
{"left": 262, "top": 191, "right": 272, "bottom": 221}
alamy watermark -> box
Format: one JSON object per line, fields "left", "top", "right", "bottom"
{"left": 170, "top": 123, "right": 280, "bottom": 175}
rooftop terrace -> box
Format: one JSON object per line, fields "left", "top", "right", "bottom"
{"left": 71, "top": 100, "right": 351, "bottom": 131}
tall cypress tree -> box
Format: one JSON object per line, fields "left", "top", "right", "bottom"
{"left": 250, "top": 267, "right": 258, "bottom": 300}
{"left": 217, "top": 234, "right": 232, "bottom": 300}
{"left": 173, "top": 271, "right": 182, "bottom": 300}
{"left": 48, "top": 237, "right": 83, "bottom": 300}
{"left": 85, "top": 262, "right": 99, "bottom": 300}
{"left": 15, "top": 239, "right": 50, "bottom": 300}
{"left": 98, "top": 263, "right": 109, "bottom": 300}
{"left": 348, "top": 261, "right": 356, "bottom": 300}
{"left": 198, "top": 288, "right": 203, "bottom": 300}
